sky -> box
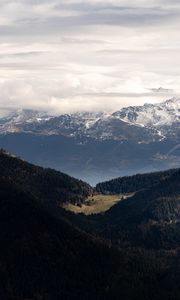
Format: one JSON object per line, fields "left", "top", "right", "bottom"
{"left": 0, "top": 0, "right": 180, "bottom": 115}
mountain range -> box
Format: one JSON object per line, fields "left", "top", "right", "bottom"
{"left": 0, "top": 151, "right": 180, "bottom": 299}
{"left": 0, "top": 97, "right": 179, "bottom": 141}
{"left": 0, "top": 97, "right": 179, "bottom": 184}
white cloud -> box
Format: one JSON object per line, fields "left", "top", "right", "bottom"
{"left": 0, "top": 0, "right": 179, "bottom": 115}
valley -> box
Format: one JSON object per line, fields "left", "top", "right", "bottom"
{"left": 0, "top": 98, "right": 179, "bottom": 298}
{"left": 0, "top": 150, "right": 180, "bottom": 299}
{"left": 62, "top": 193, "right": 133, "bottom": 215}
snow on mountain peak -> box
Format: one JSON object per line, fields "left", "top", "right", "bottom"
{"left": 0, "top": 98, "right": 179, "bottom": 141}
{"left": 113, "top": 97, "right": 180, "bottom": 127}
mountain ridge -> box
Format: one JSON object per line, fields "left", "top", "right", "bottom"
{"left": 0, "top": 98, "right": 179, "bottom": 184}
{"left": 0, "top": 97, "right": 179, "bottom": 142}
{"left": 88, "top": 168, "right": 180, "bottom": 250}
{"left": 0, "top": 149, "right": 92, "bottom": 205}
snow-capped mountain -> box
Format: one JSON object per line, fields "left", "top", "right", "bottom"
{"left": 0, "top": 98, "right": 179, "bottom": 142}
{"left": 0, "top": 98, "right": 179, "bottom": 184}
{"left": 113, "top": 97, "right": 179, "bottom": 127}
{"left": 113, "top": 97, "right": 180, "bottom": 141}
{"left": 0, "top": 109, "right": 51, "bottom": 134}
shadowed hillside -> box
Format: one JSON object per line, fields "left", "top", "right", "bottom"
{"left": 1, "top": 176, "right": 180, "bottom": 299}
{"left": 91, "top": 169, "right": 180, "bottom": 249}
{"left": 0, "top": 152, "right": 180, "bottom": 299}
{"left": 96, "top": 169, "right": 178, "bottom": 194}
{"left": 0, "top": 149, "right": 92, "bottom": 206}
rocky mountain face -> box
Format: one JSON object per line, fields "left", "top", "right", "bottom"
{"left": 113, "top": 97, "right": 180, "bottom": 141}
{"left": 0, "top": 109, "right": 51, "bottom": 134}
{"left": 114, "top": 98, "right": 179, "bottom": 126}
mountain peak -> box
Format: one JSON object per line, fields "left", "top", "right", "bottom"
{"left": 114, "top": 97, "right": 180, "bottom": 128}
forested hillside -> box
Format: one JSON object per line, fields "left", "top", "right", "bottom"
{"left": 96, "top": 169, "right": 178, "bottom": 194}
{"left": 1, "top": 151, "right": 180, "bottom": 299}
{"left": 0, "top": 149, "right": 92, "bottom": 205}
{"left": 0, "top": 174, "right": 180, "bottom": 300}
{"left": 0, "top": 176, "right": 116, "bottom": 300}
{"left": 92, "top": 169, "right": 180, "bottom": 249}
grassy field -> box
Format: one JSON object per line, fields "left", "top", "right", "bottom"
{"left": 63, "top": 194, "right": 133, "bottom": 215}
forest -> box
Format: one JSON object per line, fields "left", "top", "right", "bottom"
{"left": 96, "top": 169, "right": 178, "bottom": 194}
{"left": 0, "top": 150, "right": 180, "bottom": 300}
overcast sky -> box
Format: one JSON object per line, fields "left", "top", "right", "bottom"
{"left": 0, "top": 0, "right": 180, "bottom": 115}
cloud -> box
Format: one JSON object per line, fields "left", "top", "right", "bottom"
{"left": 0, "top": 0, "right": 179, "bottom": 115}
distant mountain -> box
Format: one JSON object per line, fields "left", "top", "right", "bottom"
{"left": 0, "top": 98, "right": 179, "bottom": 142}
{"left": 0, "top": 109, "right": 50, "bottom": 134}
{"left": 115, "top": 98, "right": 179, "bottom": 127}
{"left": 114, "top": 97, "right": 180, "bottom": 141}
{"left": 0, "top": 98, "right": 179, "bottom": 184}
{"left": 0, "top": 109, "right": 157, "bottom": 143}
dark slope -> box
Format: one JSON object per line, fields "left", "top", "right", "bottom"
{"left": 92, "top": 169, "right": 180, "bottom": 249}
{"left": 2, "top": 149, "right": 179, "bottom": 251}
{"left": 1, "top": 153, "right": 180, "bottom": 299}
{"left": 96, "top": 168, "right": 178, "bottom": 194}
{"left": 0, "top": 177, "right": 115, "bottom": 300}
{"left": 1, "top": 176, "right": 179, "bottom": 300}
{"left": 0, "top": 149, "right": 92, "bottom": 205}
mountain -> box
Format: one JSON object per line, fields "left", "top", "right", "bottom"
{"left": 0, "top": 109, "right": 50, "bottom": 134}
{"left": 96, "top": 168, "right": 178, "bottom": 194}
{"left": 0, "top": 176, "right": 118, "bottom": 300}
{"left": 117, "top": 97, "right": 179, "bottom": 128}
{"left": 1, "top": 154, "right": 180, "bottom": 299}
{"left": 0, "top": 98, "right": 179, "bottom": 141}
{"left": 2, "top": 151, "right": 179, "bottom": 252}
{"left": 0, "top": 149, "right": 92, "bottom": 205}
{"left": 113, "top": 97, "right": 180, "bottom": 141}
{"left": 0, "top": 98, "right": 179, "bottom": 184}
{"left": 88, "top": 168, "right": 180, "bottom": 250}
{"left": 1, "top": 109, "right": 159, "bottom": 143}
